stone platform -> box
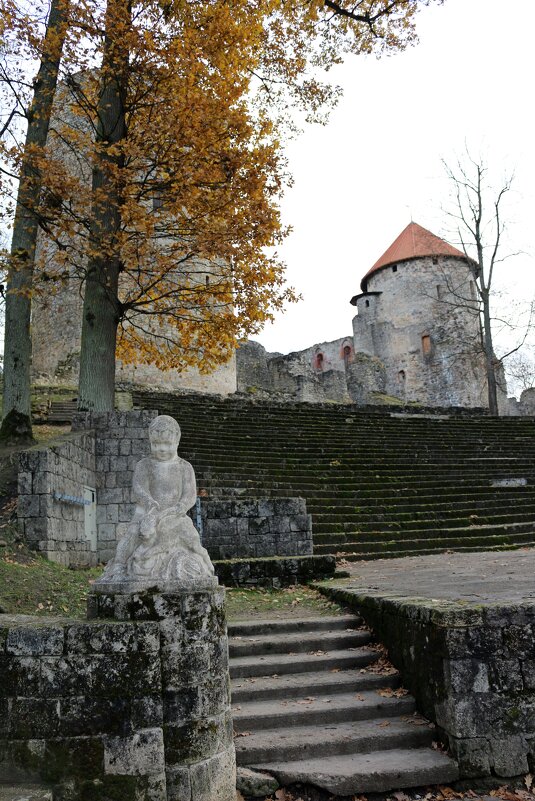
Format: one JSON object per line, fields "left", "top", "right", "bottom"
{"left": 342, "top": 547, "right": 535, "bottom": 604}
{"left": 317, "top": 548, "right": 535, "bottom": 783}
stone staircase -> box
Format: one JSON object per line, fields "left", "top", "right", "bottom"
{"left": 133, "top": 392, "right": 535, "bottom": 560}
{"left": 229, "top": 615, "right": 458, "bottom": 795}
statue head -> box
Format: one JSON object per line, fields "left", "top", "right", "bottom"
{"left": 148, "top": 415, "right": 181, "bottom": 461}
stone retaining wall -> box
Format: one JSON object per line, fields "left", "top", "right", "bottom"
{"left": 321, "top": 586, "right": 535, "bottom": 780}
{"left": 197, "top": 497, "right": 312, "bottom": 560}
{"left": 72, "top": 411, "right": 157, "bottom": 563}
{"left": 17, "top": 412, "right": 158, "bottom": 566}
{"left": 0, "top": 588, "right": 235, "bottom": 800}
{"left": 17, "top": 433, "right": 96, "bottom": 567}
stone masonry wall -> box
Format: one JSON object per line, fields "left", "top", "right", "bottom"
{"left": 353, "top": 256, "right": 489, "bottom": 408}
{"left": 0, "top": 588, "right": 236, "bottom": 801}
{"left": 323, "top": 587, "right": 535, "bottom": 781}
{"left": 196, "top": 497, "right": 312, "bottom": 560}
{"left": 0, "top": 612, "right": 165, "bottom": 798}
{"left": 236, "top": 338, "right": 354, "bottom": 403}
{"left": 17, "top": 433, "right": 96, "bottom": 567}
{"left": 72, "top": 410, "right": 158, "bottom": 563}
{"left": 17, "top": 412, "right": 157, "bottom": 567}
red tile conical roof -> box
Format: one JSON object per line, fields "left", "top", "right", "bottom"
{"left": 360, "top": 222, "right": 468, "bottom": 291}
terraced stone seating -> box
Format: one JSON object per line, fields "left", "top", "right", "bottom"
{"left": 133, "top": 392, "right": 535, "bottom": 560}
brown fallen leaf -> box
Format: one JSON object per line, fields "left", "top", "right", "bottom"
{"left": 525, "top": 775, "right": 534, "bottom": 792}
{"left": 377, "top": 687, "right": 408, "bottom": 698}
{"left": 377, "top": 721, "right": 391, "bottom": 727}
{"left": 354, "top": 693, "right": 365, "bottom": 701}
{"left": 234, "top": 731, "right": 251, "bottom": 737}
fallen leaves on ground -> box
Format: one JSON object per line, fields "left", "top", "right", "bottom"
{"left": 377, "top": 687, "right": 409, "bottom": 698}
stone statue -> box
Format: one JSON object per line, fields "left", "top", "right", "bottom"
{"left": 95, "top": 415, "right": 216, "bottom": 592}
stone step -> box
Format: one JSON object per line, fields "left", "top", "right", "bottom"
{"left": 307, "top": 492, "right": 535, "bottom": 513}
{"left": 315, "top": 533, "right": 535, "bottom": 557}
{"left": 231, "top": 666, "right": 399, "bottom": 703}
{"left": 313, "top": 527, "right": 535, "bottom": 549}
{"left": 251, "top": 747, "right": 459, "bottom": 795}
{"left": 202, "top": 485, "right": 535, "bottom": 501}
{"left": 0, "top": 787, "right": 52, "bottom": 801}
{"left": 235, "top": 716, "right": 433, "bottom": 765}
{"left": 229, "top": 646, "right": 379, "bottom": 678}
{"left": 313, "top": 509, "right": 535, "bottom": 533}
{"left": 310, "top": 498, "right": 535, "bottom": 522}
{"left": 232, "top": 689, "right": 416, "bottom": 731}
{"left": 229, "top": 627, "right": 371, "bottom": 658}
{"left": 196, "top": 474, "right": 535, "bottom": 491}
{"left": 228, "top": 614, "right": 359, "bottom": 637}
{"left": 333, "top": 540, "right": 535, "bottom": 561}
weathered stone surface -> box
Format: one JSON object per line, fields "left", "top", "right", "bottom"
{"left": 1, "top": 587, "right": 235, "bottom": 800}
{"left": 0, "top": 786, "right": 52, "bottom": 801}
{"left": 490, "top": 736, "right": 529, "bottom": 777}
{"left": 321, "top": 572, "right": 535, "bottom": 781}
{"left": 188, "top": 745, "right": 236, "bottom": 801}
{"left": 236, "top": 765, "right": 279, "bottom": 797}
{"left": 196, "top": 496, "right": 313, "bottom": 562}
{"left": 104, "top": 729, "right": 165, "bottom": 776}
{"left": 214, "top": 554, "right": 336, "bottom": 589}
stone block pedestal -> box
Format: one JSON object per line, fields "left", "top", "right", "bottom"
{"left": 88, "top": 587, "right": 236, "bottom": 801}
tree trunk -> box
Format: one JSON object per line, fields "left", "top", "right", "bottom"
{"left": 0, "top": 0, "right": 69, "bottom": 443}
{"left": 481, "top": 290, "right": 499, "bottom": 415}
{"left": 77, "top": 0, "right": 129, "bottom": 411}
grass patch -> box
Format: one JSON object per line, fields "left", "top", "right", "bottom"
{"left": 225, "top": 585, "right": 344, "bottom": 621}
{"left": 0, "top": 547, "right": 101, "bottom": 618}
{"left": 0, "top": 521, "right": 100, "bottom": 618}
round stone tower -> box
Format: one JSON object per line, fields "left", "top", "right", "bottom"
{"left": 351, "top": 222, "right": 489, "bottom": 408}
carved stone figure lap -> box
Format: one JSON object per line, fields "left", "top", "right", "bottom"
{"left": 94, "top": 414, "right": 216, "bottom": 592}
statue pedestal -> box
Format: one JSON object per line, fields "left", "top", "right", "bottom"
{"left": 88, "top": 586, "right": 236, "bottom": 801}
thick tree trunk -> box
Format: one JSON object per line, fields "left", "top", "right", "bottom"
{"left": 77, "top": 0, "right": 129, "bottom": 411}
{"left": 0, "top": 0, "right": 69, "bottom": 443}
{"left": 481, "top": 291, "right": 499, "bottom": 415}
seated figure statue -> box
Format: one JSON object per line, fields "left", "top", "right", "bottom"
{"left": 95, "top": 414, "right": 215, "bottom": 591}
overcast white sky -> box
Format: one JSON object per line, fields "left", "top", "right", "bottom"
{"left": 256, "top": 0, "right": 535, "bottom": 358}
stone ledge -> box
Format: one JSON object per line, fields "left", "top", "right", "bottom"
{"left": 214, "top": 554, "right": 335, "bottom": 588}
{"left": 315, "top": 582, "right": 535, "bottom": 781}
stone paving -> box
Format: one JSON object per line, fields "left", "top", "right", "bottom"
{"left": 342, "top": 547, "right": 535, "bottom": 605}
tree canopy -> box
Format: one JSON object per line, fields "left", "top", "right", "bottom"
{"left": 0, "top": 0, "right": 441, "bottom": 415}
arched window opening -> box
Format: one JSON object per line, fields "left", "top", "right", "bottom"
{"left": 392, "top": 265, "right": 398, "bottom": 273}
{"left": 432, "top": 256, "right": 438, "bottom": 265}
{"left": 398, "top": 370, "right": 406, "bottom": 382}
{"left": 365, "top": 299, "right": 370, "bottom": 307}
{"left": 314, "top": 352, "right": 324, "bottom": 371}
{"left": 342, "top": 344, "right": 352, "bottom": 369}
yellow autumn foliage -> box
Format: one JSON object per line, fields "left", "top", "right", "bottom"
{"left": 0, "top": 0, "right": 440, "bottom": 375}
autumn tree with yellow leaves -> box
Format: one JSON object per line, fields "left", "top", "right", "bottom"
{"left": 1, "top": 0, "right": 441, "bottom": 429}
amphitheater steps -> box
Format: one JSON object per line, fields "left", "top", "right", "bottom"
{"left": 131, "top": 392, "right": 535, "bottom": 559}
{"left": 229, "top": 615, "right": 458, "bottom": 796}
